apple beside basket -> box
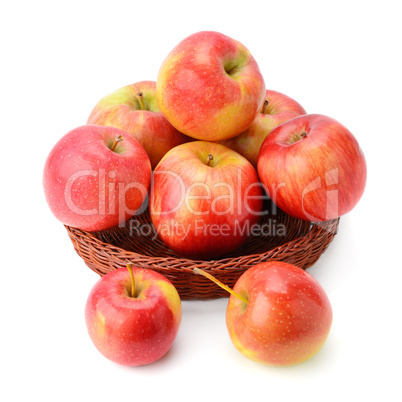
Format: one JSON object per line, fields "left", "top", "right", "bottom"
{"left": 65, "top": 202, "right": 340, "bottom": 300}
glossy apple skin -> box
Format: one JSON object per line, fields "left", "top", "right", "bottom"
{"left": 156, "top": 31, "right": 266, "bottom": 141}
{"left": 43, "top": 125, "right": 151, "bottom": 231}
{"left": 226, "top": 262, "right": 332, "bottom": 367}
{"left": 85, "top": 267, "right": 182, "bottom": 366}
{"left": 219, "top": 89, "right": 306, "bottom": 168}
{"left": 149, "top": 141, "right": 263, "bottom": 259}
{"left": 257, "top": 114, "right": 367, "bottom": 222}
{"left": 87, "top": 81, "right": 192, "bottom": 169}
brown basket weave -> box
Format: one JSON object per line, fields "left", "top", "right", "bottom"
{"left": 65, "top": 202, "right": 340, "bottom": 300}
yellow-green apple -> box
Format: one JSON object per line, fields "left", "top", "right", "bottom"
{"left": 219, "top": 89, "right": 306, "bottom": 168}
{"left": 156, "top": 31, "right": 266, "bottom": 141}
{"left": 87, "top": 80, "right": 192, "bottom": 169}
{"left": 194, "top": 261, "right": 332, "bottom": 367}
{"left": 85, "top": 264, "right": 182, "bottom": 366}
{"left": 257, "top": 114, "right": 367, "bottom": 222}
{"left": 149, "top": 141, "right": 263, "bottom": 259}
{"left": 43, "top": 125, "right": 151, "bottom": 231}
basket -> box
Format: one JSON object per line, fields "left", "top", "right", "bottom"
{"left": 65, "top": 203, "right": 339, "bottom": 300}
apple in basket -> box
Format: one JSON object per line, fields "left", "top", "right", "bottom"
{"left": 149, "top": 141, "right": 264, "bottom": 259}
{"left": 43, "top": 125, "right": 151, "bottom": 231}
{"left": 87, "top": 80, "right": 192, "bottom": 169}
{"left": 219, "top": 89, "right": 307, "bottom": 168}
{"left": 257, "top": 114, "right": 367, "bottom": 222}
{"left": 156, "top": 30, "right": 266, "bottom": 141}
{"left": 85, "top": 264, "right": 182, "bottom": 366}
{"left": 194, "top": 261, "right": 332, "bottom": 367}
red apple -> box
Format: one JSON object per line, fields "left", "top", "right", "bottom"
{"left": 85, "top": 264, "right": 182, "bottom": 366}
{"left": 43, "top": 125, "right": 151, "bottom": 231}
{"left": 219, "top": 89, "right": 306, "bottom": 168}
{"left": 194, "top": 261, "right": 332, "bottom": 367}
{"left": 149, "top": 141, "right": 263, "bottom": 259}
{"left": 87, "top": 80, "right": 192, "bottom": 169}
{"left": 156, "top": 31, "right": 266, "bottom": 141}
{"left": 257, "top": 114, "right": 367, "bottom": 222}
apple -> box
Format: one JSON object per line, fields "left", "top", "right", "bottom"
{"left": 156, "top": 31, "right": 266, "bottom": 141}
{"left": 194, "top": 261, "right": 332, "bottom": 367}
{"left": 43, "top": 124, "right": 151, "bottom": 231}
{"left": 257, "top": 114, "right": 367, "bottom": 222}
{"left": 219, "top": 89, "right": 306, "bottom": 168}
{"left": 87, "top": 80, "right": 192, "bottom": 169}
{"left": 149, "top": 141, "right": 263, "bottom": 259}
{"left": 85, "top": 264, "right": 182, "bottom": 366}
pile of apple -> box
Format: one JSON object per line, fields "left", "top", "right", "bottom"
{"left": 43, "top": 31, "right": 367, "bottom": 367}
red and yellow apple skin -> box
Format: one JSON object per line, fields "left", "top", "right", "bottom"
{"left": 219, "top": 89, "right": 306, "bottom": 168}
{"left": 43, "top": 125, "right": 151, "bottom": 232}
{"left": 85, "top": 267, "right": 182, "bottom": 367}
{"left": 156, "top": 31, "right": 266, "bottom": 142}
{"left": 87, "top": 81, "right": 192, "bottom": 169}
{"left": 149, "top": 141, "right": 263, "bottom": 260}
{"left": 226, "top": 262, "right": 332, "bottom": 367}
{"left": 257, "top": 114, "right": 367, "bottom": 222}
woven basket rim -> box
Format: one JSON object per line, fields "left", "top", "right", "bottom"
{"left": 66, "top": 218, "right": 338, "bottom": 271}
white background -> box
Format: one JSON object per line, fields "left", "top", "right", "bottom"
{"left": 1, "top": 1, "right": 401, "bottom": 401}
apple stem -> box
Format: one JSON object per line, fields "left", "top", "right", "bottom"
{"left": 127, "top": 263, "right": 135, "bottom": 298}
{"left": 193, "top": 268, "right": 248, "bottom": 304}
{"left": 301, "top": 132, "right": 308, "bottom": 139}
{"left": 111, "top": 135, "right": 124, "bottom": 152}
{"left": 206, "top": 154, "right": 214, "bottom": 167}
{"left": 136, "top": 92, "right": 146, "bottom": 110}
{"left": 261, "top": 99, "right": 269, "bottom": 114}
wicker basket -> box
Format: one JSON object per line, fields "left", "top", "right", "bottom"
{"left": 66, "top": 203, "right": 339, "bottom": 300}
